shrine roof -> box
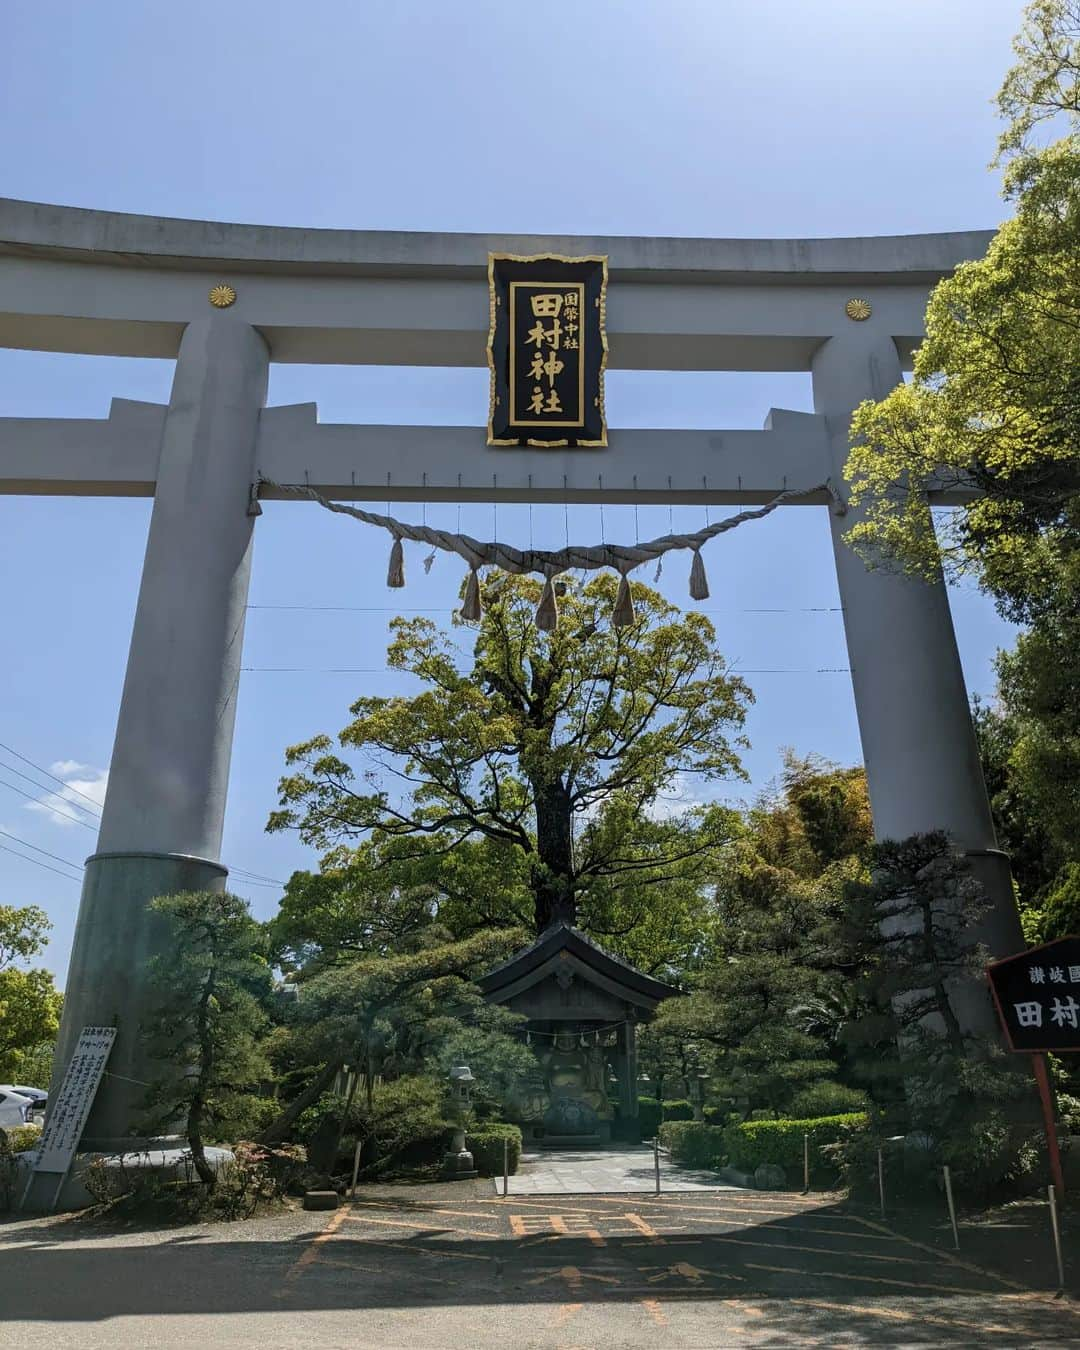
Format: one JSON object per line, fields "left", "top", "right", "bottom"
{"left": 478, "top": 922, "right": 679, "bottom": 1010}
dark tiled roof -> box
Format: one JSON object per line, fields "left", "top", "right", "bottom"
{"left": 478, "top": 921, "right": 678, "bottom": 1003}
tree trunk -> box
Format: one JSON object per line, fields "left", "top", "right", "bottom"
{"left": 530, "top": 777, "right": 576, "bottom": 931}
{"left": 256, "top": 1056, "right": 344, "bottom": 1144}
{"left": 189, "top": 965, "right": 217, "bottom": 1188}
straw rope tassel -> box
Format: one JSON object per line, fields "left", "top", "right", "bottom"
{"left": 689, "top": 547, "right": 710, "bottom": 601}
{"left": 612, "top": 567, "right": 636, "bottom": 627}
{"left": 387, "top": 535, "right": 405, "bottom": 588}
{"left": 461, "top": 567, "right": 482, "bottom": 622}
{"left": 535, "top": 571, "right": 560, "bottom": 631}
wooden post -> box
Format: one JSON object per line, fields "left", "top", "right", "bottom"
{"left": 803, "top": 1132, "right": 810, "bottom": 1193}
{"left": 1032, "top": 1053, "right": 1065, "bottom": 1201}
{"left": 1048, "top": 1183, "right": 1065, "bottom": 1290}
{"left": 654, "top": 1136, "right": 661, "bottom": 1196}
{"left": 943, "top": 1165, "right": 959, "bottom": 1250}
{"left": 877, "top": 1147, "right": 886, "bottom": 1219}
{"left": 502, "top": 1135, "right": 509, "bottom": 1197}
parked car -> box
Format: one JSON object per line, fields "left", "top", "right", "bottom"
{"left": 8, "top": 1086, "right": 46, "bottom": 1112}
{"left": 0, "top": 1087, "right": 36, "bottom": 1132}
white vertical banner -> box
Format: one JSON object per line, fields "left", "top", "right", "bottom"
{"left": 32, "top": 1025, "right": 117, "bottom": 1175}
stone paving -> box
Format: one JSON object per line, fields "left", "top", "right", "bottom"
{"left": 497, "top": 1144, "right": 740, "bottom": 1194}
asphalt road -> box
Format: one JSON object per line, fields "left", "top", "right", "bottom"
{"left": 2, "top": 1187, "right": 1078, "bottom": 1347}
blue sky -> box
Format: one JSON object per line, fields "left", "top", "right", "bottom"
{"left": 1, "top": 0, "right": 1025, "bottom": 979}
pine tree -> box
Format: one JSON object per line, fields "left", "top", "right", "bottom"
{"left": 142, "top": 892, "right": 271, "bottom": 1187}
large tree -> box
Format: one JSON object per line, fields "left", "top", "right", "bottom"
{"left": 843, "top": 0, "right": 1080, "bottom": 871}
{"left": 0, "top": 904, "right": 62, "bottom": 1082}
{"left": 270, "top": 572, "right": 749, "bottom": 936}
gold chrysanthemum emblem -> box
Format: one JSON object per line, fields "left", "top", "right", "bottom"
{"left": 844, "top": 298, "right": 872, "bottom": 321}
{"left": 208, "top": 283, "right": 237, "bottom": 308}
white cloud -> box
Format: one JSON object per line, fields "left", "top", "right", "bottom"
{"left": 25, "top": 763, "right": 108, "bottom": 828}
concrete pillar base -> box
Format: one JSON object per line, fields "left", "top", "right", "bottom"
{"left": 51, "top": 852, "right": 228, "bottom": 1148}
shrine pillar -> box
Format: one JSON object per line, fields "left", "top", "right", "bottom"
{"left": 50, "top": 316, "right": 268, "bottom": 1147}
{"left": 811, "top": 332, "right": 1023, "bottom": 1033}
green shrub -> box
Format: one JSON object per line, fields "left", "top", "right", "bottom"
{"left": 467, "top": 1123, "right": 522, "bottom": 1177}
{"left": 723, "top": 1113, "right": 868, "bottom": 1180}
{"left": 662, "top": 1099, "right": 694, "bottom": 1122}
{"left": 637, "top": 1097, "right": 662, "bottom": 1138}
{"left": 658, "top": 1121, "right": 726, "bottom": 1170}
{"left": 0, "top": 1124, "right": 41, "bottom": 1155}
{"left": 787, "top": 1083, "right": 869, "bottom": 1120}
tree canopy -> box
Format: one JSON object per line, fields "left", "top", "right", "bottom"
{"left": 270, "top": 572, "right": 749, "bottom": 941}
{"left": 0, "top": 904, "right": 62, "bottom": 1083}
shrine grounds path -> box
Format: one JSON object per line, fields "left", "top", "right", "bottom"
{"left": 2, "top": 1185, "right": 1078, "bottom": 1348}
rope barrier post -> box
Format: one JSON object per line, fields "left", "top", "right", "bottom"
{"left": 942, "top": 1165, "right": 959, "bottom": 1250}
{"left": 654, "top": 1135, "right": 661, "bottom": 1196}
{"left": 503, "top": 1136, "right": 509, "bottom": 1198}
{"left": 1049, "top": 1183, "right": 1065, "bottom": 1291}
{"left": 877, "top": 1146, "right": 886, "bottom": 1220}
{"left": 803, "top": 1132, "right": 810, "bottom": 1194}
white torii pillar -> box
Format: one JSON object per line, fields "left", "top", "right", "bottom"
{"left": 813, "top": 331, "right": 1023, "bottom": 1031}
{"left": 51, "top": 316, "right": 268, "bottom": 1147}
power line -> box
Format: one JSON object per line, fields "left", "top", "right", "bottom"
{"left": 0, "top": 826, "right": 84, "bottom": 871}
{"left": 0, "top": 759, "right": 102, "bottom": 820}
{"left": 246, "top": 603, "right": 843, "bottom": 615}
{"left": 0, "top": 840, "right": 82, "bottom": 884}
{"left": 0, "top": 776, "right": 99, "bottom": 830}
{"left": 0, "top": 739, "right": 105, "bottom": 812}
{"left": 240, "top": 665, "right": 850, "bottom": 675}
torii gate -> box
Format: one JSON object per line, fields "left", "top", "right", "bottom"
{"left": 0, "top": 198, "right": 1022, "bottom": 1147}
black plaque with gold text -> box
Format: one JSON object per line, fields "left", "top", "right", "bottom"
{"left": 487, "top": 253, "right": 608, "bottom": 447}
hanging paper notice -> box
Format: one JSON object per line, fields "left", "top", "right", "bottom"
{"left": 487, "top": 253, "right": 608, "bottom": 448}
{"left": 31, "top": 1025, "right": 117, "bottom": 1174}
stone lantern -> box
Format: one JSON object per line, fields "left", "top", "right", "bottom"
{"left": 689, "top": 1071, "right": 710, "bottom": 1122}
{"left": 442, "top": 1065, "right": 477, "bottom": 1180}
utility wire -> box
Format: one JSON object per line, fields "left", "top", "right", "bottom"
{"left": 241, "top": 665, "right": 849, "bottom": 675}
{"left": 0, "top": 776, "right": 99, "bottom": 830}
{"left": 0, "top": 740, "right": 284, "bottom": 888}
{"left": 0, "top": 739, "right": 106, "bottom": 812}
{"left": 247, "top": 603, "right": 843, "bottom": 615}
{"left": 0, "top": 760, "right": 101, "bottom": 820}
{"left": 0, "top": 826, "right": 84, "bottom": 870}
{"left": 0, "top": 840, "right": 82, "bottom": 884}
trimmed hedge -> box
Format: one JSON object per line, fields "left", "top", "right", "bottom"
{"left": 786, "top": 1082, "right": 869, "bottom": 1120}
{"left": 723, "top": 1113, "right": 868, "bottom": 1176}
{"left": 658, "top": 1121, "right": 726, "bottom": 1170}
{"left": 468, "top": 1124, "right": 522, "bottom": 1177}
{"left": 0, "top": 1124, "right": 41, "bottom": 1154}
{"left": 637, "top": 1097, "right": 662, "bottom": 1139}
{"left": 662, "top": 1099, "right": 694, "bottom": 1122}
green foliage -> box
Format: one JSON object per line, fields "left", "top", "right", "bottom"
{"left": 269, "top": 572, "right": 749, "bottom": 939}
{"left": 658, "top": 1121, "right": 726, "bottom": 1170}
{"left": 0, "top": 905, "right": 62, "bottom": 1081}
{"left": 0, "top": 1123, "right": 41, "bottom": 1153}
{"left": 723, "top": 1113, "right": 868, "bottom": 1177}
{"left": 358, "top": 1075, "right": 448, "bottom": 1173}
{"left": 1041, "top": 861, "right": 1080, "bottom": 940}
{"left": 467, "top": 1123, "right": 522, "bottom": 1176}
{"left": 648, "top": 754, "right": 873, "bottom": 1122}
{"left": 142, "top": 892, "right": 272, "bottom": 1185}
{"left": 786, "top": 1082, "right": 869, "bottom": 1120}
{"left": 661, "top": 1099, "right": 694, "bottom": 1121}
{"left": 637, "top": 1097, "right": 662, "bottom": 1138}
